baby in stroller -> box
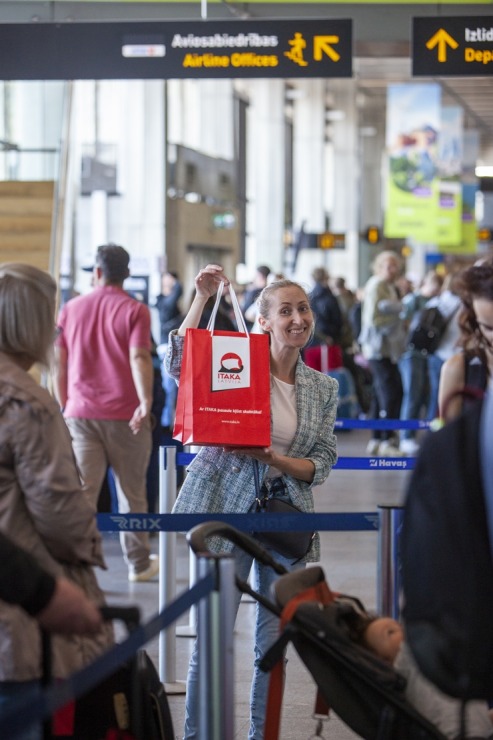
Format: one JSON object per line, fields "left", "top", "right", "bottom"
{"left": 264, "top": 563, "right": 492, "bottom": 740}
{"left": 346, "top": 612, "right": 493, "bottom": 739}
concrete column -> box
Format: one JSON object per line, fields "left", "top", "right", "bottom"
{"left": 292, "top": 78, "right": 325, "bottom": 235}
{"left": 246, "top": 79, "right": 285, "bottom": 274}
{"left": 12, "top": 81, "right": 64, "bottom": 180}
{"left": 200, "top": 79, "right": 234, "bottom": 159}
{"left": 324, "top": 79, "right": 360, "bottom": 290}
{"left": 291, "top": 79, "right": 332, "bottom": 284}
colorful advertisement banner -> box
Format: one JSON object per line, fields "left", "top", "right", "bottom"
{"left": 463, "top": 129, "right": 480, "bottom": 181}
{"left": 437, "top": 106, "right": 463, "bottom": 247}
{"left": 440, "top": 182, "right": 478, "bottom": 255}
{"left": 384, "top": 83, "right": 441, "bottom": 242}
{"left": 437, "top": 180, "right": 462, "bottom": 247}
{"left": 438, "top": 106, "right": 462, "bottom": 178}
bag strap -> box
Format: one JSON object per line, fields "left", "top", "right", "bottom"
{"left": 206, "top": 281, "right": 249, "bottom": 336}
{"left": 263, "top": 581, "right": 336, "bottom": 739}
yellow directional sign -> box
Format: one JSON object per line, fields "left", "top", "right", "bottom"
{"left": 425, "top": 29, "right": 459, "bottom": 63}
{"left": 317, "top": 232, "right": 345, "bottom": 250}
{"left": 314, "top": 36, "right": 340, "bottom": 62}
{"left": 478, "top": 228, "right": 492, "bottom": 242}
{"left": 0, "top": 19, "right": 353, "bottom": 81}
{"left": 414, "top": 16, "right": 493, "bottom": 77}
{"left": 364, "top": 226, "right": 381, "bottom": 245}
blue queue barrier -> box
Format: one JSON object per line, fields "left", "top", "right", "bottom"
{"left": 99, "top": 418, "right": 423, "bottom": 684}
{"left": 0, "top": 572, "right": 217, "bottom": 738}
{"left": 335, "top": 418, "right": 431, "bottom": 431}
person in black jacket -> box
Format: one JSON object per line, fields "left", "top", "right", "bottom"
{"left": 309, "top": 267, "right": 343, "bottom": 346}
{"left": 0, "top": 532, "right": 102, "bottom": 634}
{"left": 156, "top": 271, "right": 183, "bottom": 345}
{"left": 402, "top": 393, "right": 493, "bottom": 702}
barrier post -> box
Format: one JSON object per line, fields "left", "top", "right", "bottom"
{"left": 176, "top": 552, "right": 198, "bottom": 637}
{"left": 197, "top": 553, "right": 236, "bottom": 740}
{"left": 158, "top": 445, "right": 186, "bottom": 693}
{"left": 176, "top": 445, "right": 198, "bottom": 638}
{"left": 377, "top": 504, "right": 404, "bottom": 619}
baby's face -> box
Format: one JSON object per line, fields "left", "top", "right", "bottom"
{"left": 364, "top": 618, "right": 403, "bottom": 663}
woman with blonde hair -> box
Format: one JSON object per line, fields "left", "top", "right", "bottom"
{"left": 166, "top": 264, "right": 338, "bottom": 740}
{"left": 359, "top": 251, "right": 406, "bottom": 456}
{"left": 0, "top": 263, "right": 112, "bottom": 739}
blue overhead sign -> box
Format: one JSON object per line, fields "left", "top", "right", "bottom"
{"left": 413, "top": 16, "right": 493, "bottom": 76}
{"left": 0, "top": 20, "right": 352, "bottom": 80}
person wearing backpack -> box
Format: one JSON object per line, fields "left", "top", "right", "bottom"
{"left": 438, "top": 260, "right": 493, "bottom": 420}
{"left": 399, "top": 271, "right": 443, "bottom": 455}
{"left": 423, "top": 272, "right": 462, "bottom": 420}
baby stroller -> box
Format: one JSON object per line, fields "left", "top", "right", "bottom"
{"left": 187, "top": 522, "right": 446, "bottom": 740}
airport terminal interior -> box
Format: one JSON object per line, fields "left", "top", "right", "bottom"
{"left": 0, "top": 0, "right": 492, "bottom": 738}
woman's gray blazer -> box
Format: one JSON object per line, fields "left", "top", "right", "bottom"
{"left": 165, "top": 332, "right": 339, "bottom": 561}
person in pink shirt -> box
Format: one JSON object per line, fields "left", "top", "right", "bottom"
{"left": 54, "top": 244, "right": 159, "bottom": 582}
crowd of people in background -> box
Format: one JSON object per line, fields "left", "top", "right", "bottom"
{"left": 155, "top": 254, "right": 493, "bottom": 460}
{"left": 0, "top": 249, "right": 492, "bottom": 739}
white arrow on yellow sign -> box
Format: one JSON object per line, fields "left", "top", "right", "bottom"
{"left": 426, "top": 28, "right": 459, "bottom": 63}
{"left": 314, "top": 36, "right": 340, "bottom": 62}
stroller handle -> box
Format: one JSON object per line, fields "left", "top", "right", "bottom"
{"left": 186, "top": 522, "right": 287, "bottom": 575}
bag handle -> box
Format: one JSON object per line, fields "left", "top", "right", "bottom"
{"left": 206, "top": 280, "right": 249, "bottom": 336}
{"left": 253, "top": 458, "right": 264, "bottom": 509}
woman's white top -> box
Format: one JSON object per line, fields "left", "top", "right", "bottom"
{"left": 267, "top": 374, "right": 297, "bottom": 479}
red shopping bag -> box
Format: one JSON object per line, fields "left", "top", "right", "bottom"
{"left": 173, "top": 284, "right": 271, "bottom": 447}
{"left": 303, "top": 343, "right": 343, "bottom": 372}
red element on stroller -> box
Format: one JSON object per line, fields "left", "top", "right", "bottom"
{"left": 187, "top": 522, "right": 447, "bottom": 740}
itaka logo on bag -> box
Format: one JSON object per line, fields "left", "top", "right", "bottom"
{"left": 212, "top": 336, "right": 250, "bottom": 391}
{"left": 219, "top": 352, "right": 244, "bottom": 376}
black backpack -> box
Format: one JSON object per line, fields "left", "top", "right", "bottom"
{"left": 401, "top": 401, "right": 493, "bottom": 700}
{"left": 406, "top": 306, "right": 448, "bottom": 355}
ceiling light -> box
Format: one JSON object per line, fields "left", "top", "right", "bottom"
{"left": 326, "top": 110, "right": 345, "bottom": 122}
{"left": 475, "top": 166, "right": 493, "bottom": 177}
{"left": 360, "top": 126, "right": 377, "bottom": 137}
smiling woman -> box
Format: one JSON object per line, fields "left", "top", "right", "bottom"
{"left": 165, "top": 264, "right": 339, "bottom": 740}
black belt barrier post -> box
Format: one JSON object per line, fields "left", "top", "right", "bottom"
{"left": 377, "top": 504, "right": 404, "bottom": 619}
{"left": 197, "top": 553, "right": 236, "bottom": 740}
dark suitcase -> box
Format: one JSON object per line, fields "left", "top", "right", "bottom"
{"left": 43, "top": 606, "right": 174, "bottom": 740}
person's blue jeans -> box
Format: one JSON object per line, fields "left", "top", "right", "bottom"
{"left": 183, "top": 545, "right": 305, "bottom": 740}
{"left": 427, "top": 353, "right": 444, "bottom": 420}
{"left": 0, "top": 680, "right": 42, "bottom": 739}
{"left": 398, "top": 350, "right": 428, "bottom": 440}
{"left": 157, "top": 345, "right": 178, "bottom": 428}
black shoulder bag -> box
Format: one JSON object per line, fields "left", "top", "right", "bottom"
{"left": 252, "top": 459, "right": 314, "bottom": 562}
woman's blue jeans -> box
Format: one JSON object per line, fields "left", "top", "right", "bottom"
{"left": 427, "top": 353, "right": 444, "bottom": 420}
{"left": 399, "top": 350, "right": 428, "bottom": 440}
{"left": 183, "top": 545, "right": 305, "bottom": 740}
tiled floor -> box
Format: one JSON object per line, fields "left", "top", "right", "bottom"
{"left": 96, "top": 428, "right": 416, "bottom": 739}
